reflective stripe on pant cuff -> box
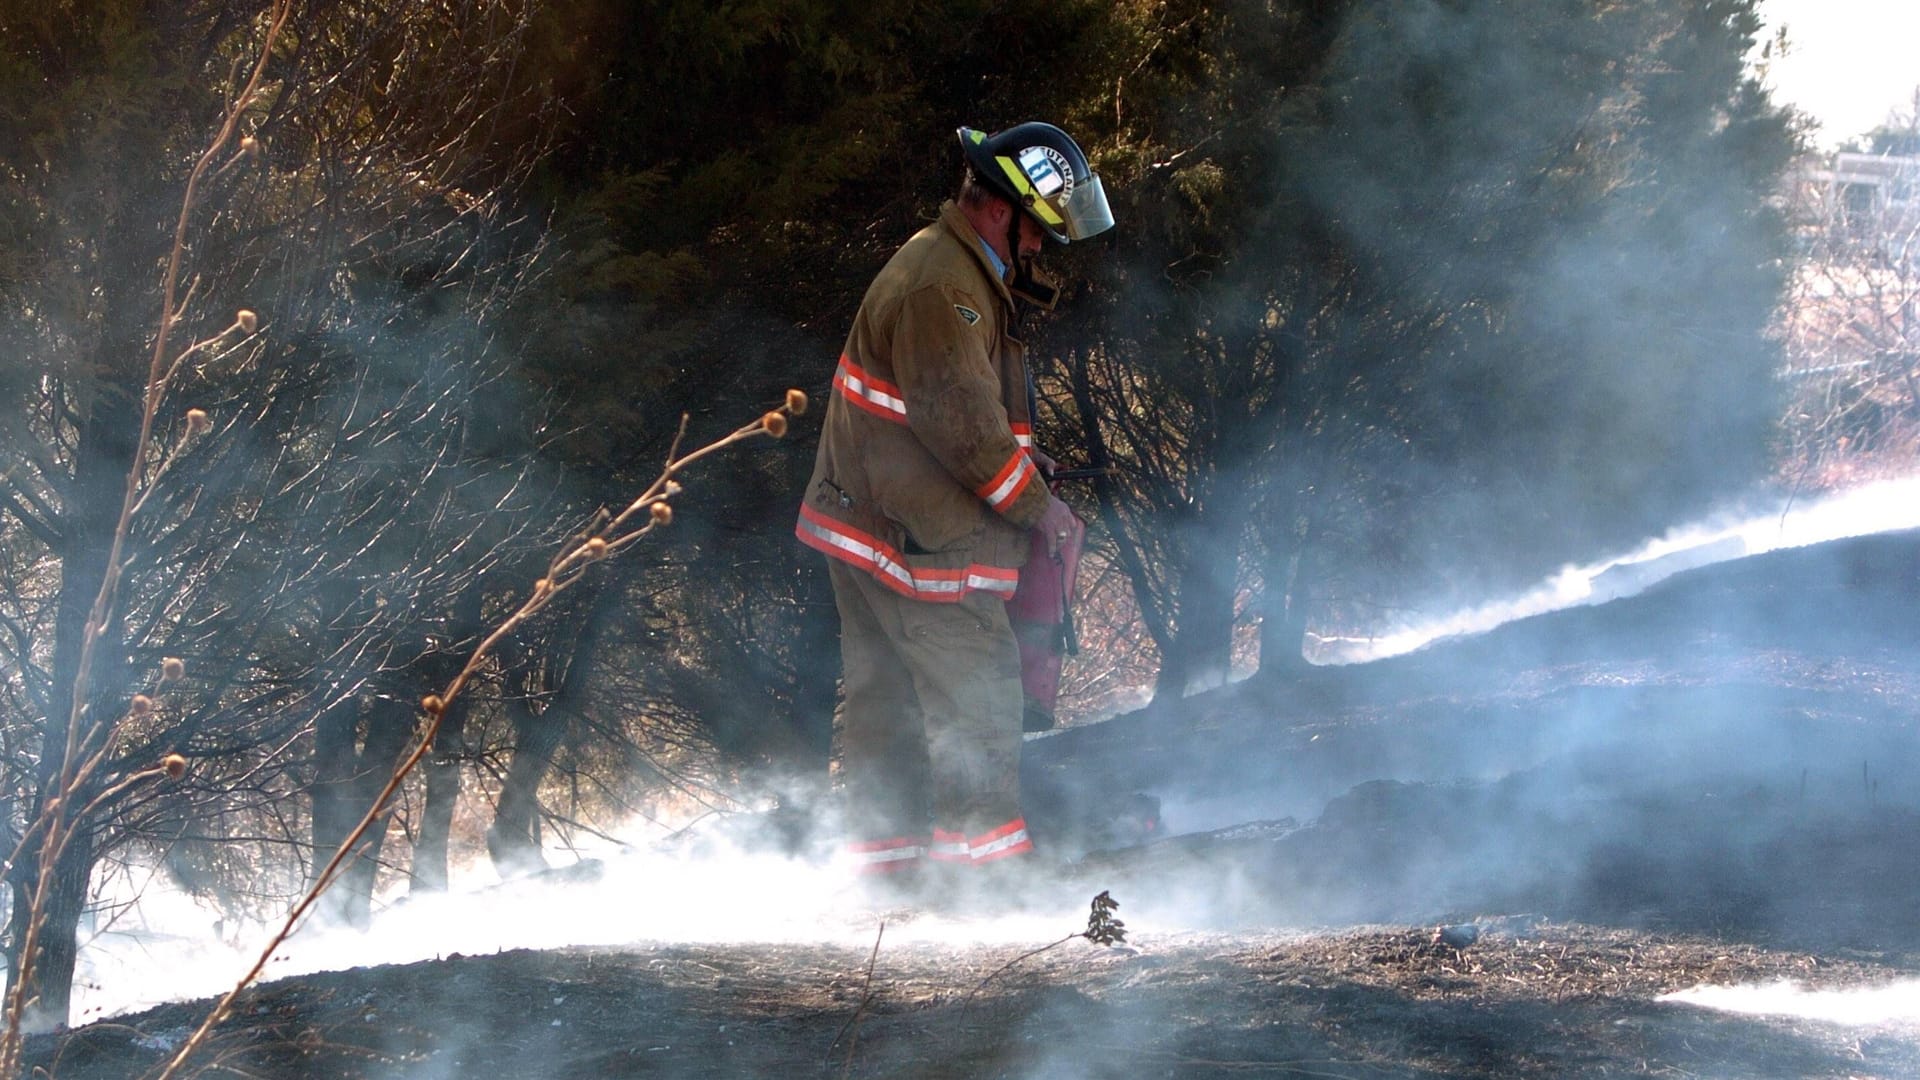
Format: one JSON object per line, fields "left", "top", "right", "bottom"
{"left": 927, "top": 819, "right": 1033, "bottom": 864}
{"left": 848, "top": 837, "right": 928, "bottom": 874}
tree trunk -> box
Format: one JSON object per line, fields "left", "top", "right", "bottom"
{"left": 1250, "top": 493, "right": 1322, "bottom": 688}
{"left": 1068, "top": 350, "right": 1179, "bottom": 668}
{"left": 411, "top": 586, "right": 486, "bottom": 895}
{"left": 309, "top": 696, "right": 412, "bottom": 928}
{"left": 411, "top": 699, "right": 468, "bottom": 894}
{"left": 1252, "top": 582, "right": 1314, "bottom": 684}
{"left": 5, "top": 827, "right": 94, "bottom": 1033}
{"left": 1151, "top": 495, "right": 1250, "bottom": 706}
{"left": 8, "top": 377, "right": 141, "bottom": 1029}
{"left": 1152, "top": 550, "right": 1231, "bottom": 702}
{"left": 486, "top": 690, "right": 565, "bottom": 878}
{"left": 782, "top": 560, "right": 839, "bottom": 781}
{"left": 485, "top": 586, "right": 619, "bottom": 878}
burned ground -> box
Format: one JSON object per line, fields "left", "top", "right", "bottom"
{"left": 36, "top": 926, "right": 1920, "bottom": 1078}
{"left": 28, "top": 529, "right": 1920, "bottom": 1078}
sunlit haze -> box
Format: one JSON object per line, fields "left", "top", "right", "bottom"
{"left": 1760, "top": 0, "right": 1920, "bottom": 147}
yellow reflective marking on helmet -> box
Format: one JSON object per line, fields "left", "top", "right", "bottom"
{"left": 995, "top": 157, "right": 1066, "bottom": 225}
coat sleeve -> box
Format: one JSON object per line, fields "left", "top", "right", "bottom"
{"left": 891, "top": 282, "right": 1048, "bottom": 529}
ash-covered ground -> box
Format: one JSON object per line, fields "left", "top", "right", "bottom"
{"left": 30, "top": 528, "right": 1920, "bottom": 1078}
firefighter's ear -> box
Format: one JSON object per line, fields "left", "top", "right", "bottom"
{"left": 983, "top": 197, "right": 1014, "bottom": 229}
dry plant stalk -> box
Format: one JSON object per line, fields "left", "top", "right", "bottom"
{"left": 148, "top": 396, "right": 806, "bottom": 1080}
{"left": 0, "top": 3, "right": 291, "bottom": 1075}
{"left": 964, "top": 891, "right": 1128, "bottom": 1005}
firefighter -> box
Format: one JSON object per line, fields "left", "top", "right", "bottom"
{"left": 795, "top": 121, "right": 1114, "bottom": 902}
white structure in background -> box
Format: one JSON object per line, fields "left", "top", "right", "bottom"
{"left": 1802, "top": 151, "right": 1920, "bottom": 241}
{"left": 1777, "top": 148, "right": 1920, "bottom": 481}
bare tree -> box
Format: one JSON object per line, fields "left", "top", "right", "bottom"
{"left": 0, "top": 0, "right": 561, "bottom": 1025}
{"left": 1778, "top": 115, "right": 1920, "bottom": 485}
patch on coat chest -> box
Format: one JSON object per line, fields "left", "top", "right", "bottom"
{"left": 954, "top": 304, "right": 981, "bottom": 326}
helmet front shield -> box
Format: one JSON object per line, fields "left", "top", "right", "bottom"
{"left": 1062, "top": 173, "right": 1114, "bottom": 241}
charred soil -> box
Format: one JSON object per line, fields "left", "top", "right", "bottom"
{"left": 29, "top": 529, "right": 1920, "bottom": 1078}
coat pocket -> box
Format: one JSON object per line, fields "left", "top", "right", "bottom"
{"left": 896, "top": 517, "right": 981, "bottom": 557}
{"left": 897, "top": 586, "right": 998, "bottom": 640}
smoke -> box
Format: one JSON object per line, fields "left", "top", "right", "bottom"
{"left": 1022, "top": 459, "right": 1920, "bottom": 958}
{"left": 1663, "top": 980, "right": 1920, "bottom": 1027}
{"left": 55, "top": 821, "right": 1090, "bottom": 1026}
{"left": 1312, "top": 473, "right": 1920, "bottom": 664}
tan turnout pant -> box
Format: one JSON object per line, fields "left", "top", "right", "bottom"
{"left": 828, "top": 560, "right": 1033, "bottom": 873}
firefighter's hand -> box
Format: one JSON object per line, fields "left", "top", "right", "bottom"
{"left": 1030, "top": 447, "right": 1058, "bottom": 481}
{"left": 1038, "top": 494, "right": 1079, "bottom": 557}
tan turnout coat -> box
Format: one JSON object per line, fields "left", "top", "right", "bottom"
{"left": 796, "top": 201, "right": 1047, "bottom": 599}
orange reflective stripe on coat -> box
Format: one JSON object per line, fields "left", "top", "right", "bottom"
{"left": 796, "top": 504, "right": 1019, "bottom": 600}
{"left": 833, "top": 355, "right": 908, "bottom": 424}
{"left": 975, "top": 448, "right": 1039, "bottom": 513}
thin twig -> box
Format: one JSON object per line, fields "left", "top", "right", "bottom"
{"left": 827, "top": 919, "right": 887, "bottom": 1077}
{"left": 964, "top": 934, "right": 1078, "bottom": 1006}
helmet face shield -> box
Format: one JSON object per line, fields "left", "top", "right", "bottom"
{"left": 1062, "top": 173, "right": 1114, "bottom": 241}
